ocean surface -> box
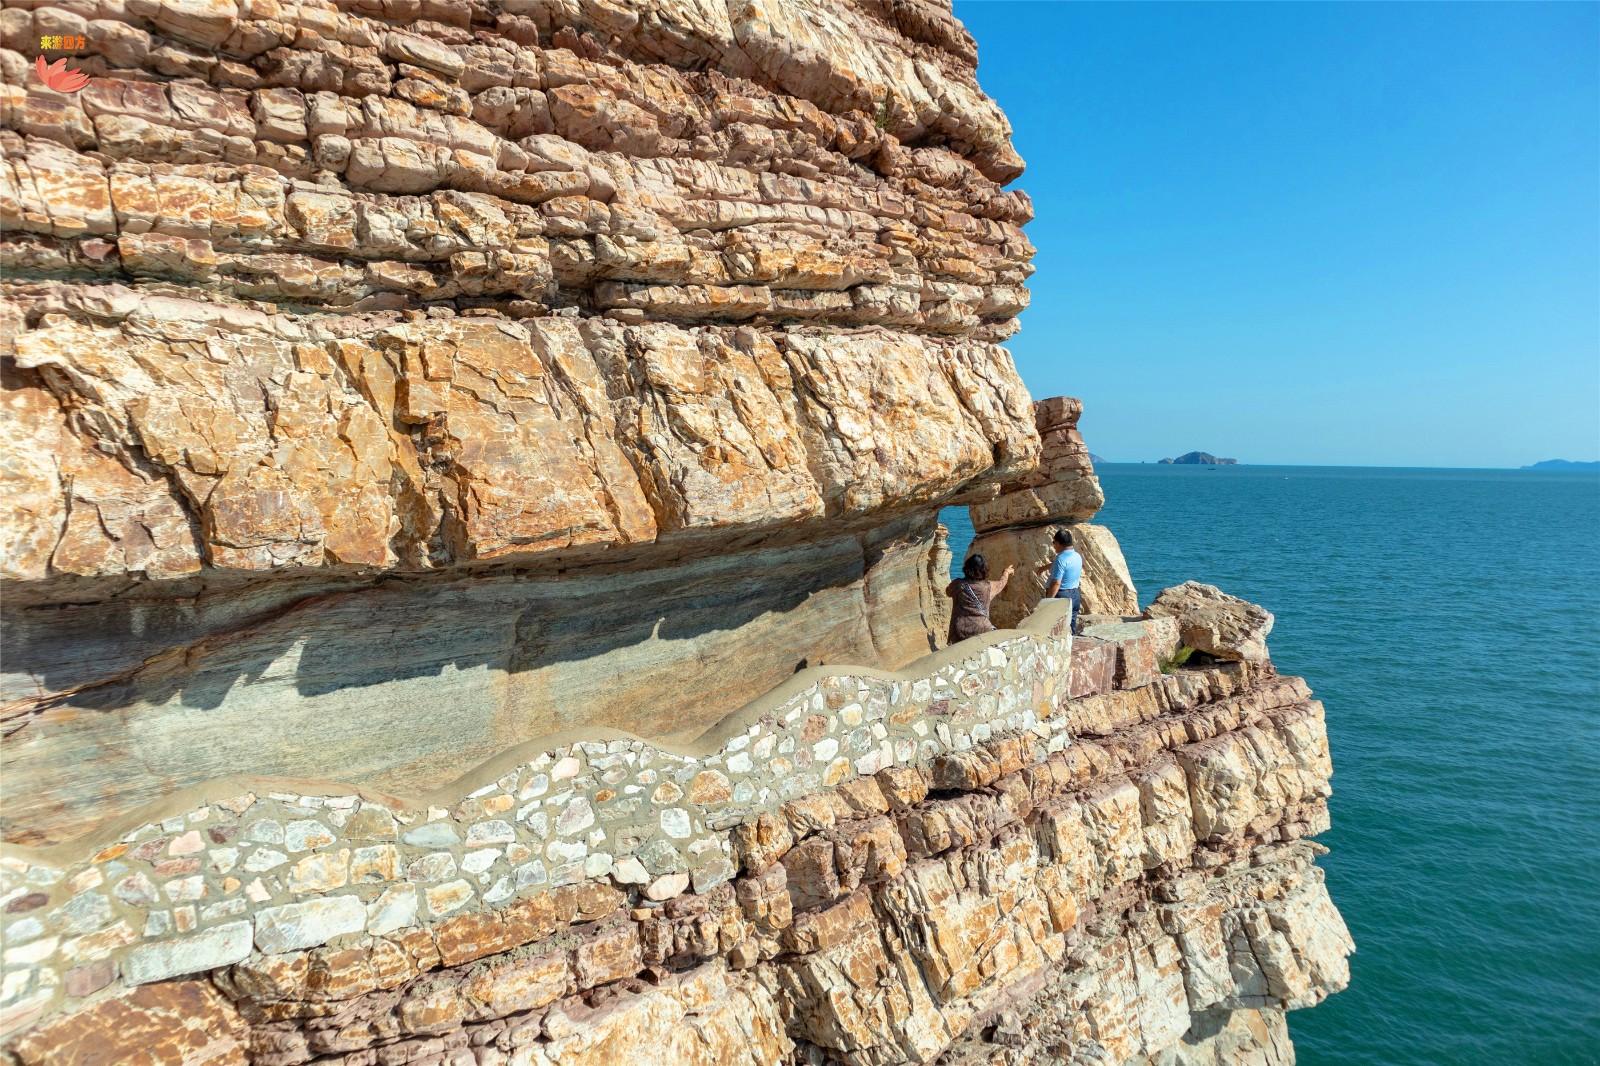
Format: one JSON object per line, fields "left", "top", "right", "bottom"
{"left": 942, "top": 464, "right": 1600, "bottom": 1066}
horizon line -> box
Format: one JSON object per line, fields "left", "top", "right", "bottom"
{"left": 1088, "top": 460, "right": 1600, "bottom": 471}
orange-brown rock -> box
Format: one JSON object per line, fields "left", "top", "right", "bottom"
{"left": 970, "top": 396, "right": 1105, "bottom": 534}
{"left": 8, "top": 980, "right": 248, "bottom": 1066}
{"left": 1145, "top": 581, "right": 1276, "bottom": 662}
{"left": 1, "top": 0, "right": 1040, "bottom": 848}
{"left": 0, "top": 6, "right": 1350, "bottom": 1066}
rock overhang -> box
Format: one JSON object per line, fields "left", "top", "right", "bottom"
{"left": 2, "top": 0, "right": 1045, "bottom": 847}
{"left": 0, "top": 2, "right": 1350, "bottom": 1061}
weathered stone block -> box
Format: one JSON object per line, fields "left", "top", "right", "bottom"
{"left": 254, "top": 897, "right": 366, "bottom": 954}
{"left": 782, "top": 836, "right": 844, "bottom": 912}
{"left": 781, "top": 890, "right": 875, "bottom": 956}
{"left": 731, "top": 812, "right": 795, "bottom": 874}
{"left": 539, "top": 964, "right": 793, "bottom": 1066}
{"left": 875, "top": 767, "right": 931, "bottom": 811}
{"left": 123, "top": 921, "right": 252, "bottom": 984}
{"left": 1066, "top": 637, "right": 1118, "bottom": 699}
{"left": 432, "top": 893, "right": 560, "bottom": 969}
{"left": 1080, "top": 618, "right": 1180, "bottom": 690}
{"left": 8, "top": 981, "right": 247, "bottom": 1066}
{"left": 571, "top": 922, "right": 642, "bottom": 990}
{"left": 461, "top": 951, "right": 570, "bottom": 1018}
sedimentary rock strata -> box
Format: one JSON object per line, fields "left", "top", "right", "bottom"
{"left": 1, "top": 516, "right": 961, "bottom": 847}
{"left": 0, "top": 605, "right": 1351, "bottom": 1065}
{"left": 970, "top": 397, "right": 1104, "bottom": 534}
{"left": 0, "top": 2, "right": 1351, "bottom": 1062}
{"left": 1, "top": 0, "right": 1039, "bottom": 845}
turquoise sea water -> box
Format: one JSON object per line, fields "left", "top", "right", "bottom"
{"left": 943, "top": 465, "right": 1600, "bottom": 1065}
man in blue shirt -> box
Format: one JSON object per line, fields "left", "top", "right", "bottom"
{"left": 1039, "top": 528, "right": 1083, "bottom": 632}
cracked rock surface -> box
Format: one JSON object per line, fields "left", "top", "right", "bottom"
{"left": 2, "top": 644, "right": 1354, "bottom": 1066}
{"left": 0, "top": 4, "right": 1351, "bottom": 1064}
{"left": 1, "top": 0, "right": 1038, "bottom": 844}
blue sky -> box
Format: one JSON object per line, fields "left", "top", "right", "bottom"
{"left": 954, "top": 1, "right": 1599, "bottom": 467}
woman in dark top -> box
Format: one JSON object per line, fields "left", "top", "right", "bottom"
{"left": 946, "top": 553, "right": 1014, "bottom": 644}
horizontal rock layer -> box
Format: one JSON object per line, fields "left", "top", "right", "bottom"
{"left": 970, "top": 395, "right": 1103, "bottom": 535}
{"left": 0, "top": 608, "right": 1352, "bottom": 1064}
{"left": 2, "top": 0, "right": 1038, "bottom": 593}
{"left": 1, "top": 0, "right": 1039, "bottom": 845}
{"left": 2, "top": 301, "right": 1034, "bottom": 591}
{"left": 1, "top": 514, "right": 952, "bottom": 846}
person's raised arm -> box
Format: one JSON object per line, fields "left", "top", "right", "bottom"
{"left": 994, "top": 564, "right": 1015, "bottom": 593}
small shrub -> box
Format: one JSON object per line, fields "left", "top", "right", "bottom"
{"left": 1159, "top": 645, "right": 1196, "bottom": 674}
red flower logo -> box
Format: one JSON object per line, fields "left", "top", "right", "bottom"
{"left": 36, "top": 55, "right": 89, "bottom": 93}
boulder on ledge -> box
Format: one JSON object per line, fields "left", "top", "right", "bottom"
{"left": 1143, "top": 581, "right": 1274, "bottom": 662}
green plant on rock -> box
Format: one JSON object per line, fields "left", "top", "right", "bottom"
{"left": 1159, "top": 645, "right": 1196, "bottom": 674}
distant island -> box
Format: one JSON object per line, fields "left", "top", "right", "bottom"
{"left": 1521, "top": 459, "right": 1599, "bottom": 471}
{"left": 1089, "top": 452, "right": 1107, "bottom": 464}
{"left": 1160, "top": 451, "right": 1238, "bottom": 465}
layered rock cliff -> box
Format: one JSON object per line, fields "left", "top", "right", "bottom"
{"left": 0, "top": 3, "right": 1349, "bottom": 1063}
{"left": 0, "top": 0, "right": 1039, "bottom": 847}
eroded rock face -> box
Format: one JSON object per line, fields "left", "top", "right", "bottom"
{"left": 970, "top": 396, "right": 1105, "bottom": 534}
{"left": 0, "top": 0, "right": 1039, "bottom": 844}
{"left": 0, "top": 625, "right": 1352, "bottom": 1066}
{"left": 0, "top": 5, "right": 1351, "bottom": 1063}
{"left": 966, "top": 396, "right": 1137, "bottom": 626}
{"left": 3, "top": 307, "right": 1034, "bottom": 582}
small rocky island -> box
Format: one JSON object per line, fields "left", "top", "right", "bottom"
{"left": 1521, "top": 459, "right": 1599, "bottom": 471}
{"left": 1160, "top": 451, "right": 1239, "bottom": 465}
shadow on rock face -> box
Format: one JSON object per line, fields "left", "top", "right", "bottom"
{"left": 1, "top": 515, "right": 948, "bottom": 846}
